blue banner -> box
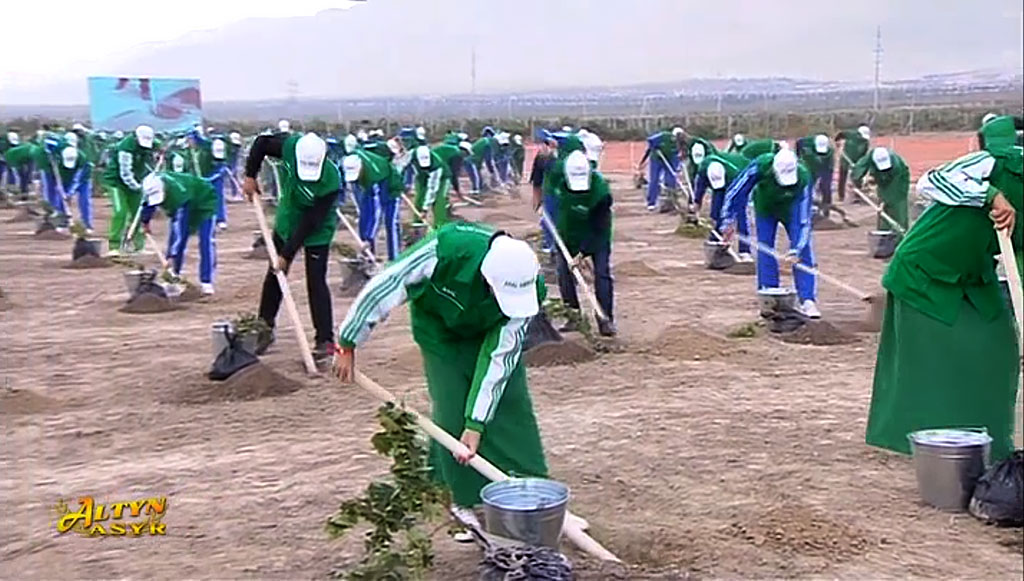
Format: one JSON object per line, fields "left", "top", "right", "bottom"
{"left": 88, "top": 77, "right": 203, "bottom": 133}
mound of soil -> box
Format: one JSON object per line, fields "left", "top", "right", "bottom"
{"left": 722, "top": 261, "right": 756, "bottom": 275}
{"left": 178, "top": 283, "right": 204, "bottom": 303}
{"left": 6, "top": 207, "right": 39, "bottom": 223}
{"left": 170, "top": 363, "right": 302, "bottom": 405}
{"left": 34, "top": 229, "right": 71, "bottom": 241}
{"left": 651, "top": 325, "right": 733, "bottom": 360}
{"left": 616, "top": 260, "right": 662, "bottom": 278}
{"left": 724, "top": 500, "right": 871, "bottom": 562}
{"left": 61, "top": 255, "right": 113, "bottom": 269}
{"left": 1, "top": 389, "right": 60, "bottom": 415}
{"left": 524, "top": 339, "right": 597, "bottom": 367}
{"left": 243, "top": 247, "right": 269, "bottom": 261}
{"left": 776, "top": 320, "right": 859, "bottom": 346}
{"left": 481, "top": 211, "right": 523, "bottom": 224}
{"left": 119, "top": 293, "right": 182, "bottom": 314}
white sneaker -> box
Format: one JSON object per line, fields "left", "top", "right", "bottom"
{"left": 106, "top": 248, "right": 121, "bottom": 257}
{"left": 217, "top": 222, "right": 228, "bottom": 231}
{"left": 55, "top": 227, "right": 69, "bottom": 234}
{"left": 647, "top": 205, "right": 657, "bottom": 212}
{"left": 200, "top": 283, "right": 215, "bottom": 295}
{"left": 85, "top": 228, "right": 94, "bottom": 235}
{"left": 737, "top": 252, "right": 754, "bottom": 263}
{"left": 800, "top": 299, "right": 822, "bottom": 319}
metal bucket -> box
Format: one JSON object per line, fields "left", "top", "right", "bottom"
{"left": 868, "top": 230, "right": 898, "bottom": 260}
{"left": 481, "top": 478, "right": 570, "bottom": 549}
{"left": 703, "top": 240, "right": 735, "bottom": 270}
{"left": 757, "top": 287, "right": 797, "bottom": 316}
{"left": 908, "top": 428, "right": 991, "bottom": 511}
{"left": 211, "top": 322, "right": 259, "bottom": 358}
{"left": 123, "top": 269, "right": 156, "bottom": 295}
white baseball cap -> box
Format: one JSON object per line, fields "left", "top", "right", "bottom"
{"left": 480, "top": 235, "right": 540, "bottom": 318}
{"left": 295, "top": 133, "right": 326, "bottom": 182}
{"left": 982, "top": 113, "right": 997, "bottom": 126}
{"left": 61, "top": 146, "right": 78, "bottom": 169}
{"left": 172, "top": 154, "right": 185, "bottom": 173}
{"left": 357, "top": 130, "right": 369, "bottom": 142}
{"left": 671, "top": 127, "right": 684, "bottom": 137}
{"left": 732, "top": 133, "right": 745, "bottom": 146}
{"left": 176, "top": 136, "right": 188, "bottom": 147}
{"left": 457, "top": 132, "right": 469, "bottom": 141}
{"left": 229, "top": 131, "right": 242, "bottom": 146}
{"left": 857, "top": 125, "right": 871, "bottom": 139}
{"left": 343, "top": 134, "right": 358, "bottom": 154}
{"left": 772, "top": 149, "right": 799, "bottom": 187}
{"left": 513, "top": 134, "right": 523, "bottom": 145}
{"left": 135, "top": 125, "right": 155, "bottom": 148}
{"left": 212, "top": 139, "right": 226, "bottom": 160}
{"left": 707, "top": 161, "right": 727, "bottom": 190}
{"left": 64, "top": 132, "right": 79, "bottom": 148}
{"left": 561, "top": 125, "right": 573, "bottom": 133}
{"left": 142, "top": 174, "right": 165, "bottom": 206}
{"left": 278, "top": 119, "right": 291, "bottom": 133}
{"left": 691, "top": 142, "right": 706, "bottom": 164}
{"left": 6, "top": 132, "right": 19, "bottom": 145}
{"left": 564, "top": 150, "right": 591, "bottom": 192}
{"left": 113, "top": 130, "right": 124, "bottom": 139}
{"left": 342, "top": 154, "right": 362, "bottom": 182}
{"left": 415, "top": 126, "right": 426, "bottom": 141}
{"left": 814, "top": 134, "right": 829, "bottom": 154}
{"left": 871, "top": 147, "right": 892, "bottom": 171}
{"left": 387, "top": 138, "right": 402, "bottom": 156}
{"left": 415, "top": 145, "right": 432, "bottom": 168}
{"left": 72, "top": 122, "right": 87, "bottom": 132}
{"left": 459, "top": 141, "right": 473, "bottom": 155}
{"left": 496, "top": 132, "right": 510, "bottom": 146}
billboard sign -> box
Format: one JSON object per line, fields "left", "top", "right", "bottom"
{"left": 88, "top": 76, "right": 202, "bottom": 132}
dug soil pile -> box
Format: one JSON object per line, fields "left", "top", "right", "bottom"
{"left": 119, "top": 293, "right": 182, "bottom": 314}
{"left": 616, "top": 260, "right": 662, "bottom": 278}
{"left": 178, "top": 283, "right": 204, "bottom": 302}
{"left": 651, "top": 325, "right": 734, "bottom": 360}
{"left": 524, "top": 338, "right": 597, "bottom": 367}
{"left": 6, "top": 207, "right": 39, "bottom": 223}
{"left": 61, "top": 255, "right": 112, "bottom": 269}
{"left": 674, "top": 222, "right": 710, "bottom": 239}
{"left": 1, "top": 389, "right": 60, "bottom": 415}
{"left": 776, "top": 320, "right": 859, "bottom": 346}
{"left": 722, "top": 261, "right": 756, "bottom": 275}
{"left": 169, "top": 363, "right": 302, "bottom": 405}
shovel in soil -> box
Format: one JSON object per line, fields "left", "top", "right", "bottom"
{"left": 733, "top": 232, "right": 885, "bottom": 331}
{"left": 334, "top": 208, "right": 378, "bottom": 296}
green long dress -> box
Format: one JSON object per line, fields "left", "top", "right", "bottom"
{"left": 866, "top": 148, "right": 1022, "bottom": 462}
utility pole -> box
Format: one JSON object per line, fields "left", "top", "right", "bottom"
{"left": 470, "top": 44, "right": 478, "bottom": 119}
{"left": 873, "top": 25, "right": 883, "bottom": 111}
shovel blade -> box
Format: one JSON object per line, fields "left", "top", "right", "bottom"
{"left": 524, "top": 310, "right": 564, "bottom": 352}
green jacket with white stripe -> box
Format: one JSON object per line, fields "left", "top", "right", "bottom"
{"left": 337, "top": 222, "right": 547, "bottom": 432}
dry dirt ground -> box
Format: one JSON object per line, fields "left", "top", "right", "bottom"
{"left": 2, "top": 132, "right": 1022, "bottom": 580}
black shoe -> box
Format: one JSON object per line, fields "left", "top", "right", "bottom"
{"left": 313, "top": 341, "right": 336, "bottom": 363}
{"left": 598, "top": 319, "right": 618, "bottom": 337}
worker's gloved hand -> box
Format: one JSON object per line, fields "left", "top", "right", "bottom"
{"left": 242, "top": 177, "right": 260, "bottom": 202}
{"left": 333, "top": 346, "right": 355, "bottom": 383}
{"left": 990, "top": 193, "right": 1016, "bottom": 232}
{"left": 275, "top": 255, "right": 291, "bottom": 274}
{"left": 454, "top": 428, "right": 481, "bottom": 465}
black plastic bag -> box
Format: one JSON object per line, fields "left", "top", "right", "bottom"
{"left": 72, "top": 238, "right": 101, "bottom": 261}
{"left": 132, "top": 270, "right": 168, "bottom": 300}
{"left": 208, "top": 328, "right": 259, "bottom": 381}
{"left": 524, "top": 309, "right": 564, "bottom": 352}
{"left": 969, "top": 451, "right": 1023, "bottom": 526}
{"left": 768, "top": 310, "right": 807, "bottom": 334}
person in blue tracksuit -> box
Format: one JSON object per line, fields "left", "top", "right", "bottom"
{"left": 691, "top": 151, "right": 753, "bottom": 260}
{"left": 57, "top": 145, "right": 94, "bottom": 231}
{"left": 638, "top": 127, "right": 684, "bottom": 211}
{"left": 342, "top": 149, "right": 403, "bottom": 260}
{"left": 494, "top": 132, "right": 513, "bottom": 186}
{"left": 531, "top": 129, "right": 559, "bottom": 255}
{"left": 1, "top": 131, "right": 20, "bottom": 190}
{"left": 399, "top": 126, "right": 427, "bottom": 190}
{"left": 38, "top": 133, "right": 68, "bottom": 227}
{"left": 140, "top": 173, "right": 218, "bottom": 295}
{"left": 721, "top": 149, "right": 821, "bottom": 318}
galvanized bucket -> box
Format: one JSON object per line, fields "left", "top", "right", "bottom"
{"left": 123, "top": 269, "right": 156, "bottom": 295}
{"left": 481, "top": 478, "right": 570, "bottom": 548}
{"left": 211, "top": 321, "right": 235, "bottom": 359}
{"left": 908, "top": 428, "right": 991, "bottom": 511}
{"left": 868, "top": 230, "right": 898, "bottom": 260}
{"left": 703, "top": 240, "right": 735, "bottom": 271}
{"left": 757, "top": 287, "right": 797, "bottom": 316}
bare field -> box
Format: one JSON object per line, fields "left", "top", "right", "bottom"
{"left": 2, "top": 132, "right": 1022, "bottom": 580}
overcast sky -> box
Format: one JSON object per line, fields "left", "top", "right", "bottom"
{"left": 2, "top": 1, "right": 356, "bottom": 87}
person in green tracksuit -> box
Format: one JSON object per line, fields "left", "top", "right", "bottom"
{"left": 333, "top": 222, "right": 549, "bottom": 529}
{"left": 4, "top": 142, "right": 40, "bottom": 199}
{"left": 542, "top": 133, "right": 587, "bottom": 202}
{"left": 243, "top": 132, "right": 340, "bottom": 362}
{"left": 684, "top": 137, "right": 718, "bottom": 188}
{"left": 691, "top": 150, "right": 754, "bottom": 259}
{"left": 470, "top": 136, "right": 497, "bottom": 192}
{"left": 412, "top": 145, "right": 452, "bottom": 227}
{"left": 166, "top": 138, "right": 193, "bottom": 175}
{"left": 978, "top": 114, "right": 1023, "bottom": 152}
{"left": 510, "top": 134, "right": 526, "bottom": 183}
{"left": 739, "top": 138, "right": 781, "bottom": 160}
{"left": 552, "top": 150, "right": 617, "bottom": 337}
{"left": 726, "top": 133, "right": 747, "bottom": 154}
{"left": 139, "top": 172, "right": 219, "bottom": 294}
{"left": 851, "top": 147, "right": 910, "bottom": 236}
{"left": 101, "top": 125, "right": 156, "bottom": 255}
{"left": 834, "top": 125, "right": 871, "bottom": 202}
{"left": 865, "top": 126, "right": 1022, "bottom": 463}
{"left": 341, "top": 147, "right": 405, "bottom": 260}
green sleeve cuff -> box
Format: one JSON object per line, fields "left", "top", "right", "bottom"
{"left": 464, "top": 419, "right": 485, "bottom": 434}
{"left": 985, "top": 186, "right": 999, "bottom": 205}
{"left": 338, "top": 339, "right": 356, "bottom": 349}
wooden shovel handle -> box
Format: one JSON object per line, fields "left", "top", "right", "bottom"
{"left": 996, "top": 228, "right": 1023, "bottom": 334}
{"left": 538, "top": 208, "right": 609, "bottom": 321}
{"left": 251, "top": 196, "right": 318, "bottom": 375}
{"left": 352, "top": 370, "right": 621, "bottom": 563}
